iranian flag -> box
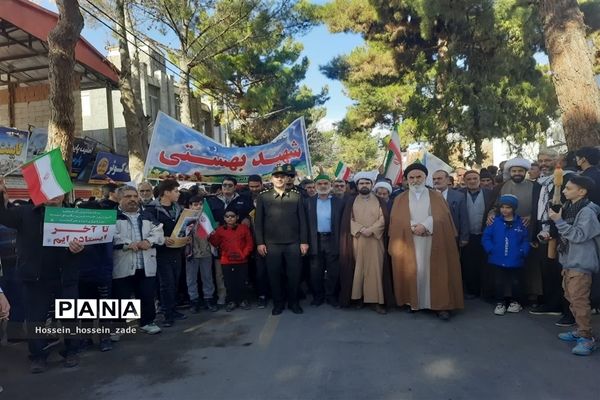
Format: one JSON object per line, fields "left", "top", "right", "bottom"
{"left": 196, "top": 201, "right": 217, "bottom": 239}
{"left": 21, "top": 148, "right": 73, "bottom": 206}
{"left": 335, "top": 161, "right": 351, "bottom": 181}
{"left": 384, "top": 129, "right": 403, "bottom": 184}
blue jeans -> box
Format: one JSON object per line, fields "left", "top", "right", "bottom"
{"left": 157, "top": 252, "right": 183, "bottom": 320}
{"left": 186, "top": 257, "right": 214, "bottom": 301}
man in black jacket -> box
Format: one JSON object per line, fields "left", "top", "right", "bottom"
{"left": 305, "top": 175, "right": 343, "bottom": 307}
{"left": 0, "top": 180, "right": 84, "bottom": 374}
{"left": 255, "top": 164, "right": 309, "bottom": 315}
{"left": 144, "top": 179, "right": 187, "bottom": 327}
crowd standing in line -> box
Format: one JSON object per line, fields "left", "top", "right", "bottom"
{"left": 1, "top": 146, "right": 600, "bottom": 375}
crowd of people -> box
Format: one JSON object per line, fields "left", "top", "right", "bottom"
{"left": 1, "top": 146, "right": 600, "bottom": 375}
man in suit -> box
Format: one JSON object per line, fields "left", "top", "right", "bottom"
{"left": 305, "top": 175, "right": 344, "bottom": 308}
{"left": 460, "top": 170, "right": 495, "bottom": 298}
{"left": 432, "top": 170, "right": 470, "bottom": 247}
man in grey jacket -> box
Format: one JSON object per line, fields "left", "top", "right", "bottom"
{"left": 113, "top": 186, "right": 165, "bottom": 335}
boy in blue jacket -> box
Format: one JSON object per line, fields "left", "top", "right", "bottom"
{"left": 548, "top": 176, "right": 600, "bottom": 356}
{"left": 482, "top": 194, "right": 530, "bottom": 316}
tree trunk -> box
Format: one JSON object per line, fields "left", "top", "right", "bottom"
{"left": 178, "top": 60, "right": 194, "bottom": 127}
{"left": 116, "top": 0, "right": 148, "bottom": 182}
{"left": 433, "top": 35, "right": 452, "bottom": 162}
{"left": 124, "top": 6, "right": 147, "bottom": 138}
{"left": 540, "top": 0, "right": 600, "bottom": 149}
{"left": 47, "top": 0, "right": 84, "bottom": 172}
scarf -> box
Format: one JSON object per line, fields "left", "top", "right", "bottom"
{"left": 558, "top": 199, "right": 590, "bottom": 255}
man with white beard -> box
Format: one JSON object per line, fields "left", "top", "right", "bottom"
{"left": 305, "top": 175, "right": 344, "bottom": 307}
{"left": 388, "top": 163, "right": 464, "bottom": 320}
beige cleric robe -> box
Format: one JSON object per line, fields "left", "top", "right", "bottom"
{"left": 350, "top": 194, "right": 386, "bottom": 304}
{"left": 388, "top": 189, "right": 464, "bottom": 311}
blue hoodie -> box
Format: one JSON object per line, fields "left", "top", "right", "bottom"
{"left": 482, "top": 215, "right": 530, "bottom": 268}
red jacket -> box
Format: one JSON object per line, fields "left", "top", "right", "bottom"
{"left": 208, "top": 224, "right": 254, "bottom": 265}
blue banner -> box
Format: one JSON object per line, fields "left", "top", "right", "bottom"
{"left": 0, "top": 126, "right": 29, "bottom": 176}
{"left": 89, "top": 151, "right": 131, "bottom": 184}
{"left": 145, "top": 112, "right": 312, "bottom": 183}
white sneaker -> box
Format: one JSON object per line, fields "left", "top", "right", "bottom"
{"left": 507, "top": 302, "right": 523, "bottom": 313}
{"left": 110, "top": 333, "right": 121, "bottom": 342}
{"left": 140, "top": 323, "right": 161, "bottom": 335}
{"left": 494, "top": 304, "right": 507, "bottom": 315}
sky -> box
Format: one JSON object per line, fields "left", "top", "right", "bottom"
{"left": 36, "top": 0, "right": 362, "bottom": 126}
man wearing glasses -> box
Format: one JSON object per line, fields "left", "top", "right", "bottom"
{"left": 255, "top": 164, "right": 309, "bottom": 315}
{"left": 206, "top": 176, "right": 253, "bottom": 226}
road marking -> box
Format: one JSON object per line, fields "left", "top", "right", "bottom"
{"left": 258, "top": 315, "right": 280, "bottom": 348}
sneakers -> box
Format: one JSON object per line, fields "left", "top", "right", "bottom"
{"left": 507, "top": 302, "right": 522, "bottom": 313}
{"left": 191, "top": 300, "right": 202, "bottom": 314}
{"left": 240, "top": 300, "right": 251, "bottom": 310}
{"left": 140, "top": 323, "right": 162, "bottom": 335}
{"left": 528, "top": 305, "right": 562, "bottom": 315}
{"left": 63, "top": 353, "right": 79, "bottom": 368}
{"left": 572, "top": 337, "right": 596, "bottom": 356}
{"left": 555, "top": 314, "right": 576, "bottom": 327}
{"left": 30, "top": 359, "right": 47, "bottom": 374}
{"left": 558, "top": 331, "right": 581, "bottom": 342}
{"left": 225, "top": 302, "right": 237, "bottom": 312}
{"left": 99, "top": 338, "right": 113, "bottom": 352}
{"left": 257, "top": 297, "right": 267, "bottom": 309}
{"left": 494, "top": 303, "right": 507, "bottom": 315}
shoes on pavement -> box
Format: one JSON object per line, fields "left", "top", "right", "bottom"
{"left": 529, "top": 305, "right": 561, "bottom": 315}
{"left": 507, "top": 302, "right": 522, "bottom": 313}
{"left": 372, "top": 304, "right": 387, "bottom": 315}
{"left": 173, "top": 311, "right": 188, "bottom": 320}
{"left": 140, "top": 323, "right": 162, "bottom": 335}
{"left": 240, "top": 300, "right": 251, "bottom": 310}
{"left": 494, "top": 303, "right": 507, "bottom": 316}
{"left": 257, "top": 297, "right": 267, "bottom": 309}
{"left": 437, "top": 311, "right": 450, "bottom": 321}
{"left": 290, "top": 304, "right": 304, "bottom": 314}
{"left": 30, "top": 359, "right": 47, "bottom": 374}
{"left": 310, "top": 298, "right": 324, "bottom": 307}
{"left": 272, "top": 306, "right": 283, "bottom": 316}
{"left": 191, "top": 300, "right": 202, "bottom": 314}
{"left": 555, "top": 314, "right": 576, "bottom": 327}
{"left": 63, "top": 353, "right": 79, "bottom": 368}
{"left": 226, "top": 302, "right": 237, "bottom": 312}
{"left": 572, "top": 337, "right": 596, "bottom": 356}
{"left": 162, "top": 319, "right": 174, "bottom": 328}
{"left": 558, "top": 331, "right": 581, "bottom": 342}
{"left": 326, "top": 298, "right": 340, "bottom": 309}
{"left": 176, "top": 300, "right": 192, "bottom": 310}
{"left": 99, "top": 338, "right": 113, "bottom": 352}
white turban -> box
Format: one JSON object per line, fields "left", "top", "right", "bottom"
{"left": 353, "top": 170, "right": 378, "bottom": 184}
{"left": 504, "top": 157, "right": 531, "bottom": 173}
{"left": 373, "top": 181, "right": 392, "bottom": 194}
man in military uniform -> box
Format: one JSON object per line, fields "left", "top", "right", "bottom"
{"left": 255, "top": 164, "right": 309, "bottom": 315}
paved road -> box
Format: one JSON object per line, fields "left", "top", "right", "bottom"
{"left": 1, "top": 299, "right": 599, "bottom": 400}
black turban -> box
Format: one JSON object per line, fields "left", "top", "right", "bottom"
{"left": 403, "top": 162, "right": 429, "bottom": 178}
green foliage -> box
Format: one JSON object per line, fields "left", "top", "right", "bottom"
{"left": 320, "top": 0, "right": 559, "bottom": 164}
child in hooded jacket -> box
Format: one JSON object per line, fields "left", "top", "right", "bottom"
{"left": 482, "top": 194, "right": 531, "bottom": 316}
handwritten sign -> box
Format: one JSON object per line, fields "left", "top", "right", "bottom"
{"left": 144, "top": 112, "right": 312, "bottom": 182}
{"left": 43, "top": 208, "right": 117, "bottom": 247}
{"left": 88, "top": 152, "right": 131, "bottom": 184}
{"left": 0, "top": 126, "right": 29, "bottom": 176}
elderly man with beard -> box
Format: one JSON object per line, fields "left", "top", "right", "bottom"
{"left": 389, "top": 163, "right": 464, "bottom": 320}
{"left": 305, "top": 175, "right": 344, "bottom": 307}
{"left": 488, "top": 157, "right": 541, "bottom": 307}
{"left": 338, "top": 172, "right": 394, "bottom": 314}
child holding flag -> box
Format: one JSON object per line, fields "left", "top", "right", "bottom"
{"left": 208, "top": 209, "right": 254, "bottom": 312}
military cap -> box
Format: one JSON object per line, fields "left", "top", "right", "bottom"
{"left": 282, "top": 163, "right": 296, "bottom": 176}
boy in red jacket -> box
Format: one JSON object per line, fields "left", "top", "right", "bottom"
{"left": 208, "top": 210, "right": 254, "bottom": 311}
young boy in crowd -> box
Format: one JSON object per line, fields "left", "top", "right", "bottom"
{"left": 548, "top": 176, "right": 600, "bottom": 356}
{"left": 208, "top": 210, "right": 254, "bottom": 312}
{"left": 482, "top": 194, "right": 531, "bottom": 316}
{"left": 186, "top": 196, "right": 217, "bottom": 313}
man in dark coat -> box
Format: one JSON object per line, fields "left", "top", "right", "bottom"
{"left": 305, "top": 175, "right": 344, "bottom": 307}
